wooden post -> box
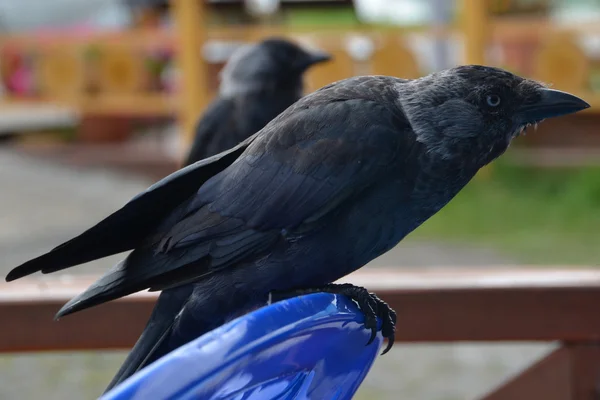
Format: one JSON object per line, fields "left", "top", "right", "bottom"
{"left": 462, "top": 0, "right": 489, "bottom": 66}
{"left": 481, "top": 344, "right": 600, "bottom": 400}
{"left": 171, "top": 0, "right": 209, "bottom": 160}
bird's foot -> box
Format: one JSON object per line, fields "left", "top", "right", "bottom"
{"left": 269, "top": 283, "right": 396, "bottom": 355}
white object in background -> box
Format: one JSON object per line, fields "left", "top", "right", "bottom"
{"left": 404, "top": 32, "right": 465, "bottom": 73}
{"left": 353, "top": 0, "right": 432, "bottom": 26}
{"left": 550, "top": 0, "right": 600, "bottom": 26}
{"left": 579, "top": 35, "right": 600, "bottom": 60}
{"left": 0, "top": 105, "right": 79, "bottom": 134}
{"left": 162, "top": 123, "right": 184, "bottom": 161}
{"left": 345, "top": 35, "right": 376, "bottom": 62}
{"left": 0, "top": 0, "right": 130, "bottom": 33}
{"left": 202, "top": 41, "right": 247, "bottom": 64}
{"left": 244, "top": 0, "right": 280, "bottom": 17}
{"left": 549, "top": 2, "right": 600, "bottom": 60}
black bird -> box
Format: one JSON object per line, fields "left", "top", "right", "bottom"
{"left": 6, "top": 66, "right": 589, "bottom": 392}
{"left": 183, "top": 37, "right": 331, "bottom": 166}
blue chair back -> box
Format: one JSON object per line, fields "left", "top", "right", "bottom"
{"left": 101, "top": 293, "right": 383, "bottom": 400}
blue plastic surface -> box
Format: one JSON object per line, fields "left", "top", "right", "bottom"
{"left": 101, "top": 293, "right": 383, "bottom": 400}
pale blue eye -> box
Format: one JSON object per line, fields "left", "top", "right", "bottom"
{"left": 486, "top": 94, "right": 501, "bottom": 107}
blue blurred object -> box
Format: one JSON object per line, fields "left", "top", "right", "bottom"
{"left": 101, "top": 293, "right": 383, "bottom": 400}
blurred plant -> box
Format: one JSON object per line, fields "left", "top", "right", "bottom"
{"left": 0, "top": 47, "right": 36, "bottom": 97}
{"left": 413, "top": 161, "right": 600, "bottom": 265}
{"left": 144, "top": 47, "right": 173, "bottom": 91}
{"left": 489, "top": 0, "right": 550, "bottom": 16}
{"left": 83, "top": 44, "right": 103, "bottom": 95}
{"left": 589, "top": 68, "right": 600, "bottom": 93}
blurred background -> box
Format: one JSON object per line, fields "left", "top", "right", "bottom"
{"left": 0, "top": 0, "right": 599, "bottom": 399}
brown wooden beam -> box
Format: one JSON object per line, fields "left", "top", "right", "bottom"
{"left": 481, "top": 344, "right": 600, "bottom": 400}
{"left": 482, "top": 347, "right": 572, "bottom": 400}
{"left": 569, "top": 344, "right": 600, "bottom": 400}
{"left": 0, "top": 297, "right": 154, "bottom": 353}
{"left": 1, "top": 269, "right": 600, "bottom": 352}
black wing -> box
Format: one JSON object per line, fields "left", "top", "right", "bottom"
{"left": 5, "top": 134, "right": 257, "bottom": 282}
{"left": 182, "top": 97, "right": 235, "bottom": 166}
{"left": 55, "top": 79, "right": 415, "bottom": 317}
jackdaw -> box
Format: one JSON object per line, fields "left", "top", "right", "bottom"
{"left": 6, "top": 65, "right": 589, "bottom": 392}
{"left": 183, "top": 37, "right": 331, "bottom": 165}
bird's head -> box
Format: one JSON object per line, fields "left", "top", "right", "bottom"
{"left": 219, "top": 37, "right": 331, "bottom": 97}
{"left": 399, "top": 65, "right": 590, "bottom": 166}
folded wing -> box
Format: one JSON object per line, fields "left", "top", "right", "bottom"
{"left": 55, "top": 91, "right": 414, "bottom": 317}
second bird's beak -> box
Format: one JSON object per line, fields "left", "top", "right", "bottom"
{"left": 308, "top": 50, "right": 332, "bottom": 65}
{"left": 298, "top": 50, "right": 332, "bottom": 71}
{"left": 516, "top": 88, "right": 590, "bottom": 124}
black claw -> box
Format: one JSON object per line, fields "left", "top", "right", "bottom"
{"left": 382, "top": 335, "right": 395, "bottom": 354}
{"left": 270, "top": 283, "right": 397, "bottom": 355}
{"left": 366, "top": 327, "right": 377, "bottom": 346}
{"left": 376, "top": 297, "right": 397, "bottom": 355}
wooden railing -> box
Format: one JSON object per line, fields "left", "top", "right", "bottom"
{"left": 0, "top": 0, "right": 440, "bottom": 147}
{"left": 1, "top": 0, "right": 599, "bottom": 151}
{"left": 1, "top": 268, "right": 599, "bottom": 399}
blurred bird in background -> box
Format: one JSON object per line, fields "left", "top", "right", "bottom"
{"left": 182, "top": 37, "right": 332, "bottom": 166}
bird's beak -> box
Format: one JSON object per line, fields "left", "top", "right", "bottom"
{"left": 516, "top": 88, "right": 590, "bottom": 124}
{"left": 297, "top": 50, "right": 332, "bottom": 71}
{"left": 307, "top": 50, "right": 332, "bottom": 65}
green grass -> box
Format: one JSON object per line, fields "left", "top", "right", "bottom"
{"left": 409, "top": 161, "right": 600, "bottom": 265}
{"left": 285, "top": 7, "right": 359, "bottom": 27}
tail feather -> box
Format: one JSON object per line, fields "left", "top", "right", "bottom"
{"left": 54, "top": 239, "right": 215, "bottom": 319}
{"left": 55, "top": 258, "right": 143, "bottom": 319}
{"left": 5, "top": 236, "right": 135, "bottom": 282}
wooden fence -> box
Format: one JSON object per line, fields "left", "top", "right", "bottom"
{"left": 1, "top": 0, "right": 598, "bottom": 148}
{"left": 1, "top": 268, "right": 599, "bottom": 399}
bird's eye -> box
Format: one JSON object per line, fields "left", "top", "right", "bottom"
{"left": 486, "top": 94, "right": 501, "bottom": 107}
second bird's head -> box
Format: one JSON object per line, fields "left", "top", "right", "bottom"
{"left": 219, "top": 37, "right": 331, "bottom": 97}
{"left": 400, "top": 65, "right": 590, "bottom": 166}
